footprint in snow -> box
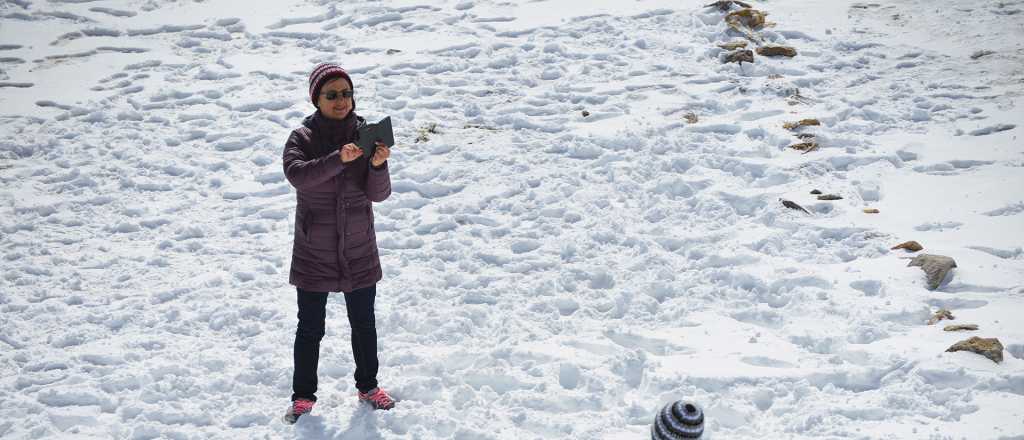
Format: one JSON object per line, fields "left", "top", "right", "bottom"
{"left": 982, "top": 202, "right": 1024, "bottom": 217}
{"left": 89, "top": 7, "right": 137, "bottom": 18}
{"left": 969, "top": 123, "right": 1015, "bottom": 136}
{"left": 740, "top": 356, "right": 796, "bottom": 368}
{"left": 913, "top": 221, "right": 963, "bottom": 232}
{"left": 966, "top": 245, "right": 1023, "bottom": 260}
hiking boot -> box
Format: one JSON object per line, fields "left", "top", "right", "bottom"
{"left": 283, "top": 398, "right": 315, "bottom": 424}
{"left": 358, "top": 388, "right": 395, "bottom": 410}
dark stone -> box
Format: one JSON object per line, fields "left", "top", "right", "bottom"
{"left": 724, "top": 49, "right": 754, "bottom": 64}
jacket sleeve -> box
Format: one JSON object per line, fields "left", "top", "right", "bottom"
{"left": 282, "top": 130, "right": 346, "bottom": 191}
{"left": 366, "top": 161, "right": 392, "bottom": 202}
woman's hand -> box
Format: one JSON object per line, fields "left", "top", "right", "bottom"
{"left": 371, "top": 142, "right": 390, "bottom": 168}
{"left": 340, "top": 143, "right": 362, "bottom": 163}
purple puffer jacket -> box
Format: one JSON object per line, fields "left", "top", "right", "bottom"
{"left": 282, "top": 112, "right": 391, "bottom": 293}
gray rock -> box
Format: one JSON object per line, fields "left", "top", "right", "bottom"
{"left": 907, "top": 254, "right": 957, "bottom": 290}
{"left": 891, "top": 240, "right": 923, "bottom": 252}
{"left": 943, "top": 324, "right": 979, "bottom": 332}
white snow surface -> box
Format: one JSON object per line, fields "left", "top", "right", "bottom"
{"left": 2, "top": 0, "right": 1024, "bottom": 438}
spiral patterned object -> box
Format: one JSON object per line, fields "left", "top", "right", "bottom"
{"left": 651, "top": 400, "right": 704, "bottom": 439}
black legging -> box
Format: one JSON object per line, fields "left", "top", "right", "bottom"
{"left": 292, "top": 285, "right": 378, "bottom": 402}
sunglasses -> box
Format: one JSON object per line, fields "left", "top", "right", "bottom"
{"left": 321, "top": 90, "right": 354, "bottom": 100}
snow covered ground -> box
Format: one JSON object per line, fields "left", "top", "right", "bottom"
{"left": 2, "top": 0, "right": 1023, "bottom": 438}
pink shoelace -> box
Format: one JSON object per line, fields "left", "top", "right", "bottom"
{"left": 293, "top": 399, "right": 314, "bottom": 415}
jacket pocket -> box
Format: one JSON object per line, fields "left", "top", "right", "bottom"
{"left": 298, "top": 207, "right": 313, "bottom": 242}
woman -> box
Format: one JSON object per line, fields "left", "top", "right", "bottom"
{"left": 282, "top": 63, "right": 395, "bottom": 424}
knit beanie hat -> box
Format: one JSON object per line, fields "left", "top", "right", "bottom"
{"left": 308, "top": 63, "right": 354, "bottom": 109}
{"left": 652, "top": 401, "right": 704, "bottom": 439}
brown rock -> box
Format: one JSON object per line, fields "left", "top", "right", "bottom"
{"left": 718, "top": 41, "right": 749, "bottom": 50}
{"left": 757, "top": 45, "right": 798, "bottom": 57}
{"left": 863, "top": 208, "right": 880, "bottom": 214}
{"left": 724, "top": 49, "right": 754, "bottom": 64}
{"left": 683, "top": 112, "right": 699, "bottom": 124}
{"left": 927, "top": 308, "right": 954, "bottom": 325}
{"left": 788, "top": 141, "right": 818, "bottom": 153}
{"left": 944, "top": 324, "right": 979, "bottom": 332}
{"left": 783, "top": 119, "right": 821, "bottom": 130}
{"left": 946, "top": 337, "right": 1003, "bottom": 363}
{"left": 817, "top": 194, "right": 842, "bottom": 201}
{"left": 726, "top": 8, "right": 767, "bottom": 30}
{"left": 907, "top": 254, "right": 957, "bottom": 290}
{"left": 891, "top": 240, "right": 923, "bottom": 252}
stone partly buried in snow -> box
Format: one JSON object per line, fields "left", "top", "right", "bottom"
{"left": 726, "top": 8, "right": 767, "bottom": 30}
{"left": 907, "top": 254, "right": 958, "bottom": 290}
{"left": 783, "top": 118, "right": 821, "bottom": 130}
{"left": 723, "top": 49, "right": 754, "bottom": 64}
{"left": 788, "top": 141, "right": 819, "bottom": 153}
{"left": 970, "top": 49, "right": 995, "bottom": 60}
{"left": 944, "top": 324, "right": 979, "bottom": 332}
{"left": 757, "top": 45, "right": 798, "bottom": 57}
{"left": 946, "top": 337, "right": 1004, "bottom": 363}
{"left": 927, "top": 308, "right": 954, "bottom": 325}
{"left": 725, "top": 8, "right": 769, "bottom": 42}
{"left": 817, "top": 194, "right": 842, "bottom": 200}
{"left": 780, "top": 198, "right": 810, "bottom": 214}
{"left": 891, "top": 240, "right": 924, "bottom": 252}
{"left": 705, "top": 0, "right": 752, "bottom": 11}
{"left": 718, "top": 40, "right": 748, "bottom": 50}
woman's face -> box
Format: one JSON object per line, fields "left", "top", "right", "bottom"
{"left": 317, "top": 77, "right": 353, "bottom": 120}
